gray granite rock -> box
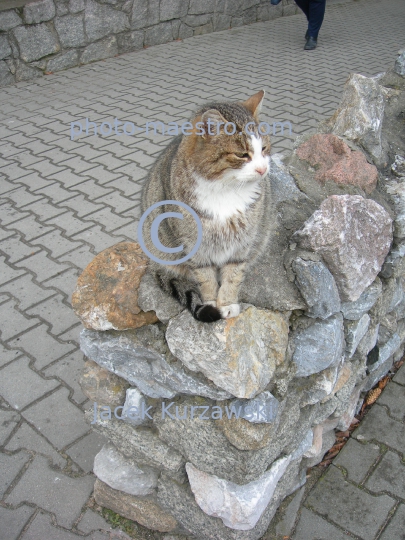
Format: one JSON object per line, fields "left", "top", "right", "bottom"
{"left": 69, "top": 0, "right": 85, "bottom": 12}
{"left": 368, "top": 332, "right": 401, "bottom": 373}
{"left": 291, "top": 314, "right": 344, "bottom": 377}
{"left": 385, "top": 180, "right": 405, "bottom": 239}
{"left": 80, "top": 325, "right": 231, "bottom": 400}
{"left": 230, "top": 392, "right": 279, "bottom": 424}
{"left": 294, "top": 196, "right": 392, "bottom": 302}
{"left": 56, "top": 0, "right": 69, "bottom": 15}
{"left": 341, "top": 278, "right": 382, "bottom": 320}
{"left": 116, "top": 30, "right": 144, "bottom": 53}
{"left": 394, "top": 49, "right": 405, "bottom": 77}
{"left": 86, "top": 409, "right": 186, "bottom": 480}
{"left": 166, "top": 305, "right": 288, "bottom": 399}
{"left": 145, "top": 21, "right": 173, "bottom": 46}
{"left": 85, "top": 0, "right": 129, "bottom": 41}
{"left": 345, "top": 314, "right": 370, "bottom": 358}
{"left": 328, "top": 73, "right": 385, "bottom": 163}
{"left": 0, "top": 35, "right": 12, "bottom": 60}
{"left": 299, "top": 364, "right": 340, "bottom": 406}
{"left": 380, "top": 241, "right": 405, "bottom": 279}
{"left": 0, "top": 60, "right": 14, "bottom": 86}
{"left": 55, "top": 14, "right": 87, "bottom": 47}
{"left": 363, "top": 355, "right": 395, "bottom": 392}
{"left": 0, "top": 10, "right": 22, "bottom": 31}
{"left": 23, "top": 0, "right": 55, "bottom": 24}
{"left": 80, "top": 36, "right": 118, "bottom": 64}
{"left": 122, "top": 388, "right": 149, "bottom": 426}
{"left": 15, "top": 60, "right": 42, "bottom": 81}
{"left": 94, "top": 442, "right": 158, "bottom": 496}
{"left": 47, "top": 49, "right": 78, "bottom": 71}
{"left": 160, "top": 0, "right": 188, "bottom": 20}
{"left": 131, "top": 0, "right": 159, "bottom": 29}
{"left": 12, "top": 23, "right": 60, "bottom": 63}
{"left": 186, "top": 457, "right": 292, "bottom": 531}
{"left": 293, "top": 258, "right": 340, "bottom": 319}
{"left": 138, "top": 271, "right": 182, "bottom": 324}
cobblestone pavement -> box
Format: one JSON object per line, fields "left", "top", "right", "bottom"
{"left": 0, "top": 0, "right": 405, "bottom": 538}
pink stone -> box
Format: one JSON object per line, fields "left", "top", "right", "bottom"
{"left": 296, "top": 134, "right": 378, "bottom": 194}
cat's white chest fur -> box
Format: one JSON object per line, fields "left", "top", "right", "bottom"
{"left": 193, "top": 174, "right": 261, "bottom": 221}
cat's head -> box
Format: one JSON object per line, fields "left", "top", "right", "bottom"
{"left": 183, "top": 90, "right": 271, "bottom": 183}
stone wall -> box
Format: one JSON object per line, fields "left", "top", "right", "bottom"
{"left": 72, "top": 52, "right": 405, "bottom": 539}
{"left": 0, "top": 0, "right": 303, "bottom": 87}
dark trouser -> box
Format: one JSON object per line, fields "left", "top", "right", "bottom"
{"left": 295, "top": 0, "right": 326, "bottom": 39}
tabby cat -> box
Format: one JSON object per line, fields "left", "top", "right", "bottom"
{"left": 140, "top": 90, "right": 272, "bottom": 322}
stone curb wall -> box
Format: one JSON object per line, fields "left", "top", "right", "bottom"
{"left": 0, "top": 0, "right": 349, "bottom": 88}
{"left": 73, "top": 52, "right": 405, "bottom": 539}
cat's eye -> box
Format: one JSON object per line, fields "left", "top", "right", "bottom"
{"left": 262, "top": 146, "right": 267, "bottom": 152}
{"left": 235, "top": 152, "right": 250, "bottom": 159}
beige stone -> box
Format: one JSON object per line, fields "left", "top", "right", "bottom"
{"left": 93, "top": 478, "right": 177, "bottom": 532}
{"left": 79, "top": 359, "right": 129, "bottom": 406}
{"left": 72, "top": 242, "right": 158, "bottom": 331}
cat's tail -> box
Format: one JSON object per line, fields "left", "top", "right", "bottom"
{"left": 156, "top": 271, "right": 221, "bottom": 323}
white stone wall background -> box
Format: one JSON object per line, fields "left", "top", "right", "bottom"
{"left": 0, "top": 0, "right": 304, "bottom": 87}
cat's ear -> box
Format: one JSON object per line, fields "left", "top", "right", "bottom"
{"left": 242, "top": 90, "right": 265, "bottom": 119}
{"left": 199, "top": 109, "right": 228, "bottom": 139}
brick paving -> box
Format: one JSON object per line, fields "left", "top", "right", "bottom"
{"left": 0, "top": 0, "right": 405, "bottom": 538}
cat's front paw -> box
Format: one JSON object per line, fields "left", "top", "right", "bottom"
{"left": 219, "top": 304, "right": 240, "bottom": 319}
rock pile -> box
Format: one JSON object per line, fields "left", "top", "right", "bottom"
{"left": 73, "top": 54, "right": 405, "bottom": 539}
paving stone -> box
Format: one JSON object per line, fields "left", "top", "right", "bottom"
{"left": 7, "top": 324, "right": 76, "bottom": 369}
{"left": 0, "top": 450, "right": 31, "bottom": 498}
{"left": 76, "top": 508, "right": 112, "bottom": 534}
{"left": 22, "top": 387, "right": 90, "bottom": 450}
{"left": 26, "top": 294, "right": 79, "bottom": 337}
{"left": 0, "top": 356, "right": 59, "bottom": 410}
{"left": 14, "top": 251, "right": 70, "bottom": 282}
{"left": 305, "top": 465, "right": 395, "bottom": 538}
{"left": 0, "top": 256, "right": 27, "bottom": 286}
{"left": 30, "top": 229, "right": 84, "bottom": 258}
{"left": 0, "top": 300, "right": 39, "bottom": 341}
{"left": 66, "top": 430, "right": 106, "bottom": 473}
{"left": 292, "top": 507, "right": 352, "bottom": 540}
{"left": 380, "top": 504, "right": 405, "bottom": 540}
{"left": 366, "top": 451, "right": 405, "bottom": 499}
{"left": 5, "top": 421, "right": 67, "bottom": 468}
{"left": 43, "top": 349, "right": 87, "bottom": 404}
{"left": 394, "top": 364, "right": 405, "bottom": 386}
{"left": 0, "top": 408, "right": 20, "bottom": 445}
{"left": 377, "top": 381, "right": 405, "bottom": 421}
{"left": 0, "top": 343, "right": 22, "bottom": 368}
{"left": 42, "top": 267, "right": 82, "bottom": 298}
{"left": 6, "top": 455, "right": 95, "bottom": 528}
{"left": 0, "top": 504, "right": 35, "bottom": 540}
{"left": 333, "top": 438, "right": 381, "bottom": 484}
{"left": 354, "top": 404, "right": 405, "bottom": 454}
{"left": 0, "top": 234, "right": 40, "bottom": 263}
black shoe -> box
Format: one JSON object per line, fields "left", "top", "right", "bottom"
{"left": 270, "top": 0, "right": 282, "bottom": 4}
{"left": 305, "top": 30, "right": 309, "bottom": 40}
{"left": 304, "top": 36, "right": 317, "bottom": 50}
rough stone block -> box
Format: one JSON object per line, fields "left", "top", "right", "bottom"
{"left": 23, "top": 0, "right": 56, "bottom": 24}
{"left": 291, "top": 313, "right": 344, "bottom": 377}
{"left": 341, "top": 277, "right": 382, "bottom": 320}
{"left": 94, "top": 442, "right": 159, "bottom": 496}
{"left": 166, "top": 305, "right": 289, "bottom": 399}
{"left": 85, "top": 0, "right": 129, "bottom": 41}
{"left": 293, "top": 195, "right": 392, "bottom": 302}
{"left": 15, "top": 59, "right": 42, "bottom": 81}
{"left": 12, "top": 23, "right": 60, "bottom": 63}
{"left": 79, "top": 358, "right": 129, "bottom": 406}
{"left": 145, "top": 21, "right": 174, "bottom": 46}
{"left": 131, "top": 0, "right": 159, "bottom": 29}
{"left": 116, "top": 30, "right": 144, "bottom": 53}
{"left": 69, "top": 0, "right": 85, "bottom": 12}
{"left": 293, "top": 258, "right": 340, "bottom": 319}
{"left": 394, "top": 49, "right": 405, "bottom": 77}
{"left": 345, "top": 314, "right": 370, "bottom": 357}
{"left": 80, "top": 325, "right": 231, "bottom": 400}
{"left": 0, "top": 60, "right": 14, "bottom": 86}
{"left": 94, "top": 479, "right": 178, "bottom": 532}
{"left": 160, "top": 0, "right": 188, "bottom": 20}
{"left": 0, "top": 10, "right": 22, "bottom": 31}
{"left": 55, "top": 14, "right": 87, "bottom": 47}
{"left": 0, "top": 35, "right": 12, "bottom": 60}
{"left": 47, "top": 49, "right": 78, "bottom": 71}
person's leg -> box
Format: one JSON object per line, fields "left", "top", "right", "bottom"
{"left": 307, "top": 0, "right": 326, "bottom": 39}
{"left": 295, "top": 0, "right": 310, "bottom": 20}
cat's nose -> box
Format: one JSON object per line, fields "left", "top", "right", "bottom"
{"left": 255, "top": 166, "right": 267, "bottom": 176}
